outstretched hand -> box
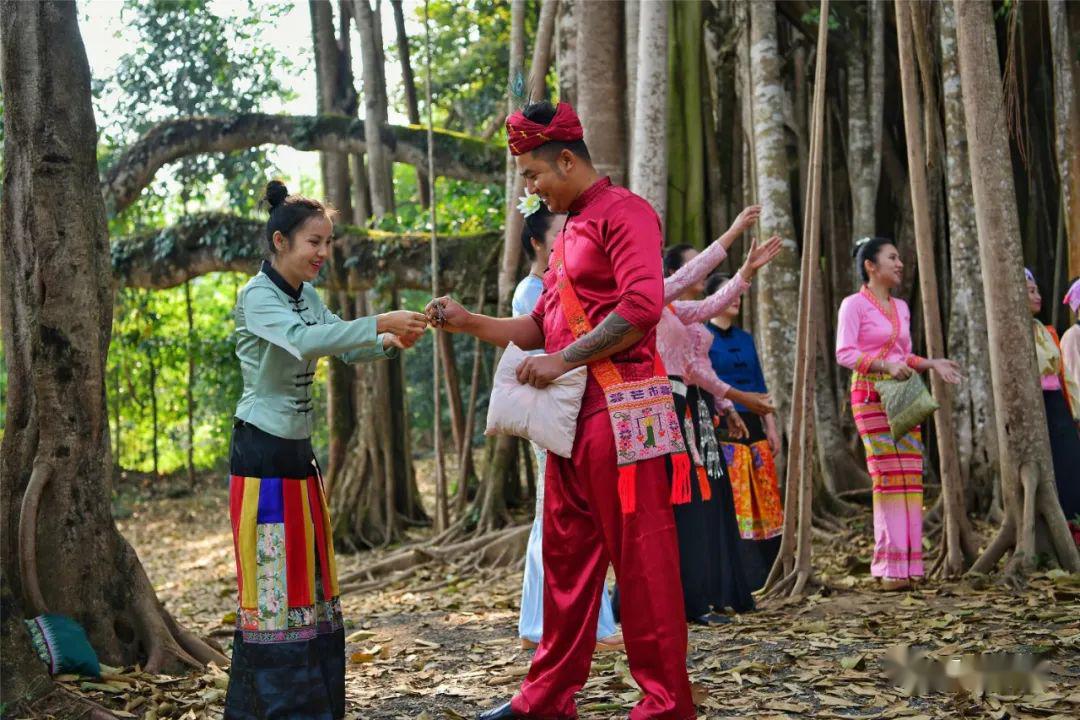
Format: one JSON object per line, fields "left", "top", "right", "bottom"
{"left": 718, "top": 205, "right": 763, "bottom": 250}
{"left": 740, "top": 235, "right": 784, "bottom": 278}
{"left": 724, "top": 407, "right": 749, "bottom": 440}
{"left": 424, "top": 296, "right": 470, "bottom": 332}
{"left": 742, "top": 392, "right": 775, "bottom": 416}
{"left": 376, "top": 310, "right": 428, "bottom": 338}
{"left": 930, "top": 358, "right": 963, "bottom": 385}
{"left": 383, "top": 333, "right": 421, "bottom": 351}
{"left": 727, "top": 205, "right": 762, "bottom": 238}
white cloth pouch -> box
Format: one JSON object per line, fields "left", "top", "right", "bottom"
{"left": 484, "top": 342, "right": 587, "bottom": 458}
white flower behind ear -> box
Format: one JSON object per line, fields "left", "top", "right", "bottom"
{"left": 517, "top": 192, "right": 542, "bottom": 218}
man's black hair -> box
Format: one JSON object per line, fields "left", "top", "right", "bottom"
{"left": 521, "top": 100, "right": 592, "bottom": 164}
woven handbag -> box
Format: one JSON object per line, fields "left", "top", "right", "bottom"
{"left": 874, "top": 373, "right": 939, "bottom": 440}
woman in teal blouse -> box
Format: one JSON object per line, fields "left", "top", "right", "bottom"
{"left": 225, "top": 181, "right": 427, "bottom": 719}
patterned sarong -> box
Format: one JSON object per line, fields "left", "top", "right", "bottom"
{"left": 722, "top": 435, "right": 783, "bottom": 540}
{"left": 224, "top": 420, "right": 344, "bottom": 720}
{"left": 851, "top": 373, "right": 924, "bottom": 579}
{"left": 228, "top": 474, "right": 342, "bottom": 643}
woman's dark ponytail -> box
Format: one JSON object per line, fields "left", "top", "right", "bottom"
{"left": 853, "top": 236, "right": 894, "bottom": 283}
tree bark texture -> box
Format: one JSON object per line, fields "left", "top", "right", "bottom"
{"left": 330, "top": 289, "right": 427, "bottom": 549}
{"left": 896, "top": 0, "right": 978, "bottom": 575}
{"left": 555, "top": 0, "right": 578, "bottom": 106}
{"left": 666, "top": 0, "right": 706, "bottom": 247}
{"left": 311, "top": 0, "right": 359, "bottom": 486}
{"left": 624, "top": 0, "right": 640, "bottom": 155}
{"left": 354, "top": 0, "right": 395, "bottom": 217}
{"left": 938, "top": 0, "right": 999, "bottom": 511}
{"left": 749, "top": 0, "right": 800, "bottom": 438}
{"left": 498, "top": 0, "right": 528, "bottom": 319}
{"left": 764, "top": 0, "right": 830, "bottom": 598}
{"left": 575, "top": 0, "right": 626, "bottom": 186}
{"left": 628, "top": 0, "right": 669, "bottom": 224}
{"left": 103, "top": 113, "right": 501, "bottom": 216}
{"left": 311, "top": 0, "right": 356, "bottom": 218}
{"left": 1048, "top": 0, "right": 1080, "bottom": 280}
{"left": 953, "top": 0, "right": 1080, "bottom": 575}
{"left": 846, "top": 0, "right": 884, "bottom": 241}
{"left": 0, "top": 2, "right": 226, "bottom": 705}
{"left": 529, "top": 0, "right": 559, "bottom": 102}
{"left": 111, "top": 214, "right": 500, "bottom": 297}
{"left": 391, "top": 0, "right": 431, "bottom": 208}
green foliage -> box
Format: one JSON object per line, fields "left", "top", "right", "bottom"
{"left": 98, "top": 0, "right": 298, "bottom": 224}
{"left": 371, "top": 164, "right": 505, "bottom": 235}
{"left": 62, "top": 0, "right": 513, "bottom": 477}
{"left": 407, "top": 0, "right": 538, "bottom": 135}
{"left": 801, "top": 5, "right": 842, "bottom": 31}
{"left": 108, "top": 278, "right": 245, "bottom": 473}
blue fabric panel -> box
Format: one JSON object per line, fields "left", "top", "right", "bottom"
{"left": 257, "top": 477, "right": 284, "bottom": 523}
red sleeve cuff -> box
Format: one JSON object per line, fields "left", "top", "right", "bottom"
{"left": 905, "top": 355, "right": 925, "bottom": 369}
{"left": 612, "top": 298, "right": 661, "bottom": 332}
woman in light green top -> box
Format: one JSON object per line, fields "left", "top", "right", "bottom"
{"left": 225, "top": 180, "right": 427, "bottom": 719}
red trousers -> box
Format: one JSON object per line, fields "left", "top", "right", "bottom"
{"left": 510, "top": 409, "right": 694, "bottom": 719}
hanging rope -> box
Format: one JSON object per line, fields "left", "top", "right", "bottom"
{"left": 424, "top": 0, "right": 448, "bottom": 532}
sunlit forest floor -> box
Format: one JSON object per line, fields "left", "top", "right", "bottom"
{"left": 73, "top": 468, "right": 1080, "bottom": 719}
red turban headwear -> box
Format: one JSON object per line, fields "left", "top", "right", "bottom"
{"left": 505, "top": 102, "right": 584, "bottom": 156}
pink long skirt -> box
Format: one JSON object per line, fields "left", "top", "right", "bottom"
{"left": 851, "top": 374, "right": 924, "bottom": 579}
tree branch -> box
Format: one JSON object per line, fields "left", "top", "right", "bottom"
{"left": 110, "top": 213, "right": 501, "bottom": 300}
{"left": 102, "top": 113, "right": 504, "bottom": 215}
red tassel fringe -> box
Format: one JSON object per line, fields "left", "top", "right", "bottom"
{"left": 670, "top": 452, "right": 692, "bottom": 505}
{"left": 618, "top": 464, "right": 637, "bottom": 514}
{"left": 697, "top": 465, "right": 712, "bottom": 501}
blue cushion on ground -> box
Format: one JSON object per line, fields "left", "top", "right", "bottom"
{"left": 24, "top": 613, "right": 101, "bottom": 678}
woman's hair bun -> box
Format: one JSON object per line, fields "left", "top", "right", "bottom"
{"left": 265, "top": 180, "right": 289, "bottom": 212}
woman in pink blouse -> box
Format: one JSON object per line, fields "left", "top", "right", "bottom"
{"left": 650, "top": 204, "right": 782, "bottom": 623}
{"left": 835, "top": 237, "right": 960, "bottom": 591}
{"left": 1028, "top": 271, "right": 1080, "bottom": 522}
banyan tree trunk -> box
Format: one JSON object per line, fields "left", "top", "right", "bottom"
{"left": 0, "top": 2, "right": 226, "bottom": 707}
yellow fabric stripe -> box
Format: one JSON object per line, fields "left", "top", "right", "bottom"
{"left": 299, "top": 483, "right": 316, "bottom": 602}
{"left": 238, "top": 477, "right": 261, "bottom": 607}
{"left": 318, "top": 488, "right": 339, "bottom": 596}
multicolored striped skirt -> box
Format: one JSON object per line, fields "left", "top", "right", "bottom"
{"left": 224, "top": 420, "right": 345, "bottom": 720}
{"left": 851, "top": 374, "right": 924, "bottom": 580}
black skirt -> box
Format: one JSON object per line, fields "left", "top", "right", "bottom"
{"left": 224, "top": 420, "right": 345, "bottom": 720}
{"left": 1045, "top": 390, "right": 1080, "bottom": 522}
{"left": 669, "top": 380, "right": 755, "bottom": 616}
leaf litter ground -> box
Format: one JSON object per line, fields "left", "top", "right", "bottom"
{"left": 64, "top": 474, "right": 1080, "bottom": 719}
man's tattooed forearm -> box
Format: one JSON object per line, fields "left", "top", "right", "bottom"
{"left": 561, "top": 312, "right": 635, "bottom": 364}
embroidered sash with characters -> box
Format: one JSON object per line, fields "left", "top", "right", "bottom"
{"left": 551, "top": 239, "right": 692, "bottom": 512}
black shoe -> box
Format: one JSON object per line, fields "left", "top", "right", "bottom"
{"left": 691, "top": 612, "right": 731, "bottom": 626}
{"left": 477, "top": 701, "right": 520, "bottom": 720}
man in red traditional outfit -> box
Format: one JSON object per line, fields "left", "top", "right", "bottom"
{"left": 426, "top": 101, "right": 695, "bottom": 720}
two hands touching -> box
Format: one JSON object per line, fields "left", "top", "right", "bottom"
{"left": 424, "top": 296, "right": 571, "bottom": 388}
{"left": 376, "top": 310, "right": 429, "bottom": 351}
